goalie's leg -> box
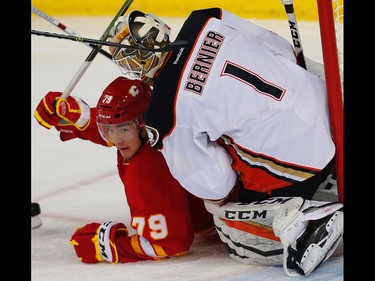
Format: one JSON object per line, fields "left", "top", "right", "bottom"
{"left": 206, "top": 197, "right": 343, "bottom": 276}
{"left": 214, "top": 215, "right": 284, "bottom": 265}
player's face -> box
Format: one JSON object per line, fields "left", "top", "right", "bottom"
{"left": 105, "top": 121, "right": 142, "bottom": 160}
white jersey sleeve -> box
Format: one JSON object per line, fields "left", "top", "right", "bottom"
{"left": 161, "top": 124, "right": 238, "bottom": 200}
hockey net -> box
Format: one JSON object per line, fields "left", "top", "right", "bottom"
{"left": 317, "top": 0, "right": 344, "bottom": 203}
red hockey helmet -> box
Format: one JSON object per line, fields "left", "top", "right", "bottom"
{"left": 96, "top": 77, "right": 152, "bottom": 143}
{"left": 96, "top": 76, "right": 152, "bottom": 125}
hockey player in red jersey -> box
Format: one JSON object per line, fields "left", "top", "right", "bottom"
{"left": 107, "top": 8, "right": 343, "bottom": 276}
{"left": 34, "top": 76, "right": 214, "bottom": 263}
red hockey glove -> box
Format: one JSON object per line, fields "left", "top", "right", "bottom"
{"left": 70, "top": 222, "right": 128, "bottom": 264}
{"left": 34, "top": 91, "right": 90, "bottom": 130}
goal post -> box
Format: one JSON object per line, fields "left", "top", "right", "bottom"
{"left": 316, "top": 0, "right": 344, "bottom": 203}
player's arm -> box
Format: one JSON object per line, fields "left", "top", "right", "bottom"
{"left": 70, "top": 217, "right": 191, "bottom": 264}
{"left": 70, "top": 209, "right": 194, "bottom": 263}
{"left": 34, "top": 92, "right": 109, "bottom": 146}
{"left": 70, "top": 151, "right": 196, "bottom": 263}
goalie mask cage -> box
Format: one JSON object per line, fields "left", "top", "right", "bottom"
{"left": 317, "top": 0, "right": 344, "bottom": 203}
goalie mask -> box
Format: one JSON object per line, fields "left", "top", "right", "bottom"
{"left": 96, "top": 76, "right": 152, "bottom": 144}
{"left": 108, "top": 10, "right": 171, "bottom": 82}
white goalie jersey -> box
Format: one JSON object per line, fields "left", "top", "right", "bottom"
{"left": 145, "top": 8, "right": 335, "bottom": 201}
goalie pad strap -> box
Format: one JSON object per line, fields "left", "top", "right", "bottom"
{"left": 222, "top": 218, "right": 280, "bottom": 241}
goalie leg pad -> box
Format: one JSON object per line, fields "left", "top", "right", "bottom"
{"left": 206, "top": 197, "right": 343, "bottom": 276}
{"left": 214, "top": 216, "right": 284, "bottom": 265}
{"left": 205, "top": 197, "right": 293, "bottom": 223}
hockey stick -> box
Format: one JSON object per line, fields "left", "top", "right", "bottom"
{"left": 281, "top": 0, "right": 307, "bottom": 69}
{"left": 58, "top": 0, "right": 134, "bottom": 99}
{"left": 31, "top": 29, "right": 188, "bottom": 53}
{"left": 31, "top": 5, "right": 112, "bottom": 61}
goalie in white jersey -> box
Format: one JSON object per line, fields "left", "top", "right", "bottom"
{"left": 107, "top": 8, "right": 344, "bottom": 277}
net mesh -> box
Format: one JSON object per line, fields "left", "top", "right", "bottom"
{"left": 332, "top": 0, "right": 343, "bottom": 92}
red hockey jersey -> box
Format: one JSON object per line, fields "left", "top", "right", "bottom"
{"left": 60, "top": 108, "right": 214, "bottom": 262}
